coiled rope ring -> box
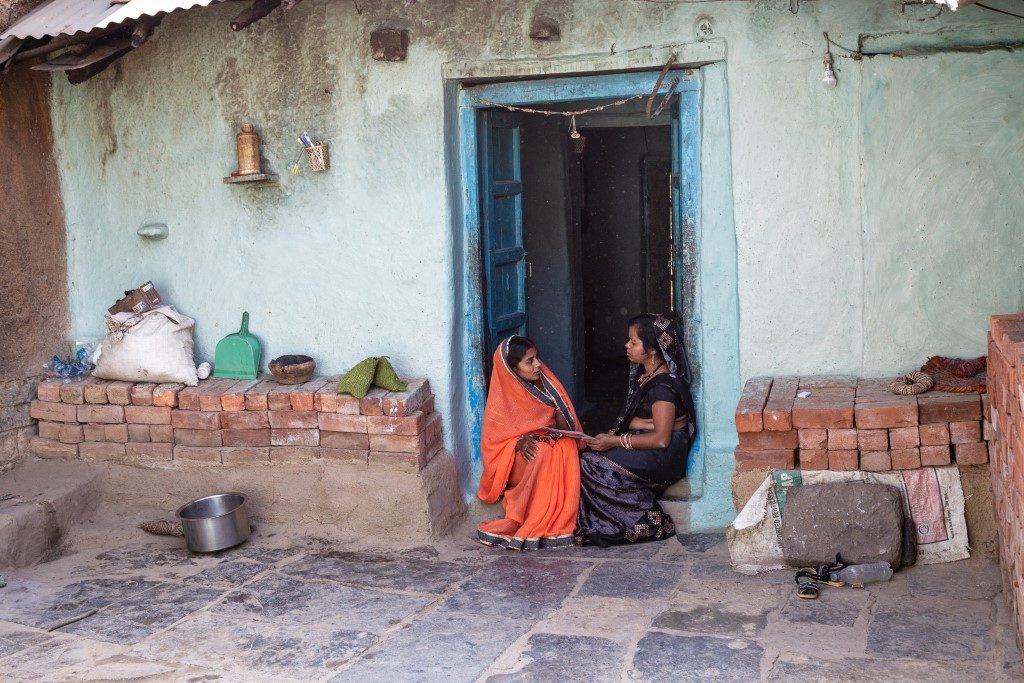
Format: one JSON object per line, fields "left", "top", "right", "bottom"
{"left": 889, "top": 371, "right": 934, "bottom": 395}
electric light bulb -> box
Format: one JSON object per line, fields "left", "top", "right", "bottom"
{"left": 822, "top": 64, "right": 837, "bottom": 89}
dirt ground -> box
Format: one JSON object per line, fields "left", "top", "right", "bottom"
{"left": 0, "top": 507, "right": 1020, "bottom": 682}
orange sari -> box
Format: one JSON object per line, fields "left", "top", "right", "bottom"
{"left": 477, "top": 339, "right": 581, "bottom": 550}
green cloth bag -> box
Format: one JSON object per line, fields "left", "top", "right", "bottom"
{"left": 373, "top": 357, "right": 407, "bottom": 393}
{"left": 337, "top": 357, "right": 379, "bottom": 398}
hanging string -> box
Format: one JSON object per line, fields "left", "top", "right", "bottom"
{"left": 477, "top": 93, "right": 647, "bottom": 118}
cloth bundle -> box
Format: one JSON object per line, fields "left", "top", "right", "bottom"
{"left": 336, "top": 356, "right": 407, "bottom": 398}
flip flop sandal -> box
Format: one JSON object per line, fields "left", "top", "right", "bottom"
{"left": 795, "top": 569, "right": 819, "bottom": 600}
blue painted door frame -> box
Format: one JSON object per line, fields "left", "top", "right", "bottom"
{"left": 457, "top": 70, "right": 703, "bottom": 486}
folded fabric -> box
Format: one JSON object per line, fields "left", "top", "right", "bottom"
{"left": 337, "top": 356, "right": 408, "bottom": 398}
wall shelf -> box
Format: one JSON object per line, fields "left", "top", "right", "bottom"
{"left": 222, "top": 173, "right": 278, "bottom": 185}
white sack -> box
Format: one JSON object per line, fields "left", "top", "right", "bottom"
{"left": 727, "top": 466, "right": 970, "bottom": 574}
{"left": 93, "top": 306, "right": 198, "bottom": 386}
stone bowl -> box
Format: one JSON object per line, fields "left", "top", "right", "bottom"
{"left": 269, "top": 355, "right": 315, "bottom": 385}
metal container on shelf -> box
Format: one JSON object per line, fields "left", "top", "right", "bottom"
{"left": 175, "top": 492, "right": 250, "bottom": 553}
{"left": 236, "top": 123, "right": 261, "bottom": 175}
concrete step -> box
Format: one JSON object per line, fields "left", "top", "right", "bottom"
{"left": 0, "top": 459, "right": 102, "bottom": 568}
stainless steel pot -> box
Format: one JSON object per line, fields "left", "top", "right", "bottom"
{"left": 175, "top": 492, "right": 250, "bottom": 553}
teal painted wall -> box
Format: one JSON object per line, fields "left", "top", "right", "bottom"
{"left": 48, "top": 0, "right": 1024, "bottom": 528}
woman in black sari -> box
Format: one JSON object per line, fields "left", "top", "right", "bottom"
{"left": 577, "top": 314, "right": 697, "bottom": 546}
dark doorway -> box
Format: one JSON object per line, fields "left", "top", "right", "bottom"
{"left": 509, "top": 100, "right": 676, "bottom": 433}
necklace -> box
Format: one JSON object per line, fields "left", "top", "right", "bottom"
{"left": 638, "top": 361, "right": 665, "bottom": 386}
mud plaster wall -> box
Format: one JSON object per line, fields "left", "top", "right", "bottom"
{"left": 0, "top": 68, "right": 70, "bottom": 471}
{"left": 47, "top": 1, "right": 1024, "bottom": 524}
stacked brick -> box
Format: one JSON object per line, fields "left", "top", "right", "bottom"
{"left": 987, "top": 313, "right": 1024, "bottom": 650}
{"left": 734, "top": 375, "right": 988, "bottom": 472}
{"left": 28, "top": 376, "right": 441, "bottom": 473}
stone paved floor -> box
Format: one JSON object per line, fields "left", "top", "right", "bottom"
{"left": 0, "top": 528, "right": 1020, "bottom": 682}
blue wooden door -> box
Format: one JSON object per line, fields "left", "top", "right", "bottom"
{"left": 479, "top": 110, "right": 527, "bottom": 358}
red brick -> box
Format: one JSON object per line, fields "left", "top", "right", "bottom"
{"left": 336, "top": 394, "right": 361, "bottom": 415}
{"left": 270, "top": 446, "right": 319, "bottom": 463}
{"left": 220, "top": 410, "right": 270, "bottom": 430}
{"left": 267, "top": 384, "right": 293, "bottom": 411}
{"left": 359, "top": 388, "right": 389, "bottom": 417}
{"left": 313, "top": 378, "right": 341, "bottom": 412}
{"left": 320, "top": 431, "right": 370, "bottom": 450}
{"left": 798, "top": 449, "right": 828, "bottom": 470}
{"left": 917, "top": 393, "right": 981, "bottom": 424}
{"left": 860, "top": 450, "right": 892, "bottom": 471}
{"left": 792, "top": 392, "right": 855, "bottom": 429}
{"left": 130, "top": 383, "right": 156, "bottom": 406}
{"left": 175, "top": 429, "right": 224, "bottom": 447}
{"left": 222, "top": 447, "right": 271, "bottom": 464}
{"left": 983, "top": 419, "right": 992, "bottom": 442}
{"left": 77, "top": 404, "right": 124, "bottom": 424}
{"left": 104, "top": 424, "right": 129, "bottom": 443}
{"left": 271, "top": 429, "right": 319, "bottom": 446}
{"left": 854, "top": 398, "right": 917, "bottom": 429}
{"left": 318, "top": 413, "right": 368, "bottom": 433}
{"left": 982, "top": 392, "right": 991, "bottom": 421}
{"left": 36, "top": 379, "right": 62, "bottom": 402}
{"left": 59, "top": 424, "right": 85, "bottom": 444}
{"left": 738, "top": 429, "right": 798, "bottom": 450}
{"left": 83, "top": 424, "right": 106, "bottom": 442}
{"left": 734, "top": 448, "right": 796, "bottom": 472}
{"left": 59, "top": 380, "right": 86, "bottom": 404}
{"left": 762, "top": 377, "right": 798, "bottom": 432}
{"left": 150, "top": 425, "right": 173, "bottom": 443}
{"left": 199, "top": 379, "right": 241, "bottom": 411}
{"left": 125, "top": 442, "right": 173, "bottom": 462}
{"left": 827, "top": 428, "right": 857, "bottom": 450}
{"left": 171, "top": 410, "right": 220, "bottom": 430}
{"left": 37, "top": 421, "right": 62, "bottom": 440}
{"left": 857, "top": 429, "right": 888, "bottom": 451}
{"left": 222, "top": 429, "right": 271, "bottom": 447}
{"left": 153, "top": 383, "right": 184, "bottom": 407}
{"left": 921, "top": 444, "right": 952, "bottom": 467}
{"left": 83, "top": 379, "right": 110, "bottom": 404}
{"left": 177, "top": 386, "right": 202, "bottom": 410}
{"left": 125, "top": 405, "right": 172, "bottom": 425}
{"left": 30, "top": 400, "right": 78, "bottom": 423}
{"left": 949, "top": 421, "right": 982, "bottom": 444}
{"left": 955, "top": 441, "right": 989, "bottom": 465}
{"left": 919, "top": 423, "right": 950, "bottom": 446}
{"left": 381, "top": 379, "right": 432, "bottom": 418}
{"left": 244, "top": 380, "right": 277, "bottom": 411}
{"left": 30, "top": 438, "right": 77, "bottom": 459}
{"left": 174, "top": 446, "right": 222, "bottom": 464}
{"left": 368, "top": 412, "right": 441, "bottom": 454}
{"left": 80, "top": 441, "right": 126, "bottom": 462}
{"left": 319, "top": 448, "right": 369, "bottom": 464}
{"left": 891, "top": 447, "right": 921, "bottom": 470}
{"left": 828, "top": 450, "right": 859, "bottom": 471}
{"left": 798, "top": 429, "right": 827, "bottom": 450}
{"left": 220, "top": 379, "right": 262, "bottom": 411}
{"left": 289, "top": 379, "right": 330, "bottom": 411}
{"left": 127, "top": 424, "right": 151, "bottom": 443}
{"left": 368, "top": 411, "right": 428, "bottom": 438}
{"left": 800, "top": 375, "right": 858, "bottom": 390}
{"left": 889, "top": 426, "right": 920, "bottom": 450}
{"left": 269, "top": 411, "right": 318, "bottom": 429}
{"left": 106, "top": 382, "right": 133, "bottom": 405}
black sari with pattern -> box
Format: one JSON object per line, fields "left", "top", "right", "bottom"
{"left": 575, "top": 318, "right": 697, "bottom": 547}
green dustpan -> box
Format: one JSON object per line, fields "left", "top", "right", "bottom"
{"left": 213, "top": 312, "right": 261, "bottom": 380}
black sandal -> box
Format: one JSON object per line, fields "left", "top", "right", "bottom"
{"left": 795, "top": 569, "right": 819, "bottom": 599}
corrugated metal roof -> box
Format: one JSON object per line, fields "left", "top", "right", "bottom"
{"left": 0, "top": 0, "right": 223, "bottom": 41}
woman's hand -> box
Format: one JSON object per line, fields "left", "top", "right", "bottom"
{"left": 516, "top": 435, "right": 539, "bottom": 461}
{"left": 585, "top": 433, "right": 621, "bottom": 453}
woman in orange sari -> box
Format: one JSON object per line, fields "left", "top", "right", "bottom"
{"left": 477, "top": 336, "right": 582, "bottom": 550}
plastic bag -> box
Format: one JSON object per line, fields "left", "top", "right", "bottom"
{"left": 43, "top": 340, "right": 100, "bottom": 381}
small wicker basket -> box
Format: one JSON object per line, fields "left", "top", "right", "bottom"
{"left": 306, "top": 143, "right": 329, "bottom": 172}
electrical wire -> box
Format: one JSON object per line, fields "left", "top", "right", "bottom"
{"left": 975, "top": 2, "right": 1024, "bottom": 19}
